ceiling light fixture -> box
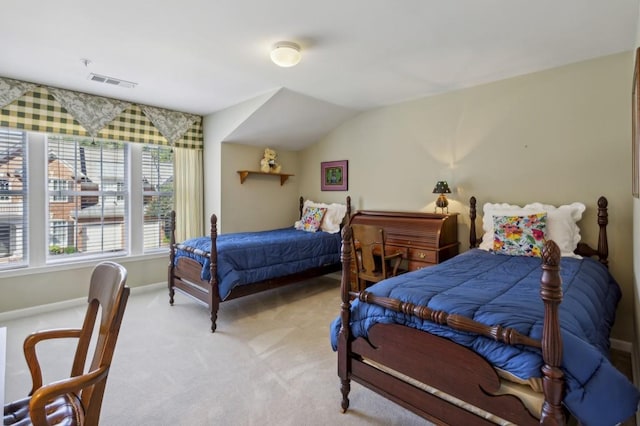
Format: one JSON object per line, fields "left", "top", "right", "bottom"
{"left": 270, "top": 41, "right": 301, "bottom": 67}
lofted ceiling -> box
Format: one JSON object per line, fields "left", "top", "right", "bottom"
{"left": 1, "top": 0, "right": 638, "bottom": 150}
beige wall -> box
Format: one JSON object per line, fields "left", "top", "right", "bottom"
{"left": 0, "top": 255, "right": 167, "bottom": 313}
{"left": 300, "top": 52, "right": 635, "bottom": 341}
{"left": 220, "top": 143, "right": 301, "bottom": 233}
{"left": 632, "top": 3, "right": 640, "bottom": 388}
{"left": 202, "top": 89, "right": 283, "bottom": 232}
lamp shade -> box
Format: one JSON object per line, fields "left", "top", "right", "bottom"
{"left": 432, "top": 181, "right": 451, "bottom": 194}
{"left": 270, "top": 41, "right": 301, "bottom": 67}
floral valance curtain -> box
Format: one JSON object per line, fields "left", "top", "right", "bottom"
{"left": 0, "top": 76, "right": 203, "bottom": 149}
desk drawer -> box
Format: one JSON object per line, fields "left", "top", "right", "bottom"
{"left": 408, "top": 260, "right": 435, "bottom": 271}
{"left": 407, "top": 248, "right": 436, "bottom": 264}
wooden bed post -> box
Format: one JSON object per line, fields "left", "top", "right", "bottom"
{"left": 596, "top": 196, "right": 609, "bottom": 267}
{"left": 539, "top": 240, "right": 565, "bottom": 425}
{"left": 338, "top": 224, "right": 353, "bottom": 413}
{"left": 299, "top": 196, "right": 304, "bottom": 218}
{"left": 345, "top": 195, "right": 352, "bottom": 221}
{"left": 168, "top": 210, "right": 176, "bottom": 305}
{"left": 469, "top": 196, "right": 477, "bottom": 248}
{"left": 209, "top": 213, "right": 219, "bottom": 333}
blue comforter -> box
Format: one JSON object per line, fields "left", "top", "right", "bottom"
{"left": 176, "top": 227, "right": 340, "bottom": 300}
{"left": 330, "top": 249, "right": 639, "bottom": 425}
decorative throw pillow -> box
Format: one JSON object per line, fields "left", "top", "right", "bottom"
{"left": 492, "top": 213, "right": 547, "bottom": 257}
{"left": 295, "top": 206, "right": 327, "bottom": 232}
{"left": 479, "top": 203, "right": 543, "bottom": 251}
{"left": 523, "top": 202, "right": 585, "bottom": 258}
{"left": 302, "top": 200, "right": 347, "bottom": 233}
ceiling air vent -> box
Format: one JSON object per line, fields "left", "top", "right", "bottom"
{"left": 87, "top": 73, "right": 137, "bottom": 89}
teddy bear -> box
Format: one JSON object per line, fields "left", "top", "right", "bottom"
{"left": 260, "top": 147, "right": 282, "bottom": 173}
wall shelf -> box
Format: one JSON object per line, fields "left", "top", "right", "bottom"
{"left": 237, "top": 170, "right": 294, "bottom": 186}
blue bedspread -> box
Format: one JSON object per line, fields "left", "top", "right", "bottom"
{"left": 330, "top": 249, "right": 640, "bottom": 425}
{"left": 176, "top": 227, "right": 340, "bottom": 300}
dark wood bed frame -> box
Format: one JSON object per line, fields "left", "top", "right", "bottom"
{"left": 168, "top": 196, "right": 351, "bottom": 332}
{"left": 337, "top": 196, "right": 610, "bottom": 425}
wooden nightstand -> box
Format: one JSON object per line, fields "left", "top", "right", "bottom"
{"left": 348, "top": 210, "right": 459, "bottom": 292}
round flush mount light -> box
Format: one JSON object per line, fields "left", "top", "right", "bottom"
{"left": 270, "top": 41, "right": 302, "bottom": 67}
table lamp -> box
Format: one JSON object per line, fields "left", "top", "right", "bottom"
{"left": 432, "top": 181, "right": 451, "bottom": 213}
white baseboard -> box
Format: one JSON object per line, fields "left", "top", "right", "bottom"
{"left": 0, "top": 282, "right": 165, "bottom": 323}
{"left": 611, "top": 338, "right": 632, "bottom": 353}
{"left": 325, "top": 272, "right": 342, "bottom": 281}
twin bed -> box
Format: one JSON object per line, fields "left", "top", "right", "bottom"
{"left": 168, "top": 196, "right": 351, "bottom": 332}
{"left": 331, "top": 196, "right": 639, "bottom": 425}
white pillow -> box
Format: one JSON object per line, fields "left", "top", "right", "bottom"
{"left": 523, "top": 202, "right": 585, "bottom": 258}
{"left": 301, "top": 200, "right": 348, "bottom": 234}
{"left": 479, "top": 203, "right": 543, "bottom": 251}
{"left": 478, "top": 201, "right": 586, "bottom": 258}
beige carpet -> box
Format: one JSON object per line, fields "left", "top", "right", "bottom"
{"left": 3, "top": 276, "right": 430, "bottom": 425}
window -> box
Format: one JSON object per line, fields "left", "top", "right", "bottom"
{"left": 48, "top": 179, "right": 69, "bottom": 202}
{"left": 142, "top": 145, "right": 174, "bottom": 251}
{"left": 0, "top": 128, "right": 175, "bottom": 271}
{"left": 0, "top": 129, "right": 27, "bottom": 267}
{"left": 47, "top": 136, "right": 128, "bottom": 260}
{"left": 49, "top": 219, "right": 69, "bottom": 251}
{"left": 0, "top": 179, "right": 9, "bottom": 201}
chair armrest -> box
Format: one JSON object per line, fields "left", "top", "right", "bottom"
{"left": 382, "top": 251, "right": 403, "bottom": 261}
{"left": 28, "top": 366, "right": 109, "bottom": 425}
{"left": 383, "top": 251, "right": 403, "bottom": 276}
{"left": 23, "top": 329, "right": 82, "bottom": 394}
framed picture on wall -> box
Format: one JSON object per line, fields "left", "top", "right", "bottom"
{"left": 633, "top": 47, "right": 640, "bottom": 198}
{"left": 321, "top": 160, "right": 348, "bottom": 191}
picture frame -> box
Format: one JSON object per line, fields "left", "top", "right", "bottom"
{"left": 321, "top": 160, "right": 348, "bottom": 191}
{"left": 633, "top": 47, "right": 640, "bottom": 198}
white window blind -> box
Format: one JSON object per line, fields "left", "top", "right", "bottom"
{"left": 0, "top": 128, "right": 27, "bottom": 267}
{"left": 47, "top": 136, "right": 128, "bottom": 259}
{"left": 142, "top": 145, "right": 174, "bottom": 252}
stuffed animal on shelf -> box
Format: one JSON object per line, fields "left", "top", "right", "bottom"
{"left": 260, "top": 147, "right": 282, "bottom": 173}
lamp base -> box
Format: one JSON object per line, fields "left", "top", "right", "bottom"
{"left": 435, "top": 195, "right": 449, "bottom": 214}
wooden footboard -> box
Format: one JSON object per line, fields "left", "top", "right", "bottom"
{"left": 168, "top": 211, "right": 218, "bottom": 329}
{"left": 346, "top": 324, "right": 540, "bottom": 425}
{"left": 169, "top": 195, "right": 351, "bottom": 332}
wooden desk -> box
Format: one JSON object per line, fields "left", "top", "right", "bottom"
{"left": 349, "top": 210, "right": 459, "bottom": 292}
{"left": 1, "top": 327, "right": 5, "bottom": 408}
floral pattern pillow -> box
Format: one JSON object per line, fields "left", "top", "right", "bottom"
{"left": 295, "top": 206, "right": 327, "bottom": 232}
{"left": 492, "top": 213, "right": 547, "bottom": 257}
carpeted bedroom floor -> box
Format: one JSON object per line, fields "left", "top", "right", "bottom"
{"left": 3, "top": 275, "right": 431, "bottom": 425}
{"left": 3, "top": 274, "right": 636, "bottom": 425}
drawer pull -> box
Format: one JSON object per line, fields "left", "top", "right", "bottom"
{"left": 418, "top": 252, "right": 426, "bottom": 259}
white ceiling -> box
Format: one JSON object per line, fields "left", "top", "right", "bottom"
{"left": 1, "top": 0, "right": 638, "bottom": 149}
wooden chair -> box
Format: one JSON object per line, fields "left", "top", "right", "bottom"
{"left": 3, "top": 261, "right": 129, "bottom": 426}
{"left": 351, "top": 223, "right": 403, "bottom": 290}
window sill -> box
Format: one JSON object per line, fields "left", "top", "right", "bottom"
{"left": 0, "top": 250, "right": 168, "bottom": 278}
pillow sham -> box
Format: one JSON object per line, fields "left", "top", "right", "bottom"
{"left": 479, "top": 201, "right": 586, "bottom": 258}
{"left": 492, "top": 213, "right": 547, "bottom": 257}
{"left": 295, "top": 206, "right": 327, "bottom": 232}
{"left": 302, "top": 200, "right": 347, "bottom": 233}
